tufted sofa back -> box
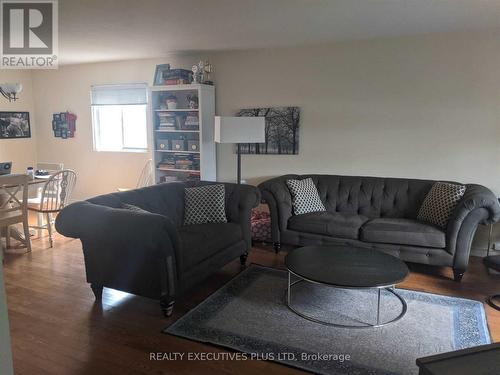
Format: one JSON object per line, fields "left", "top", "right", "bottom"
{"left": 259, "top": 174, "right": 447, "bottom": 231}
{"left": 311, "top": 175, "right": 435, "bottom": 219}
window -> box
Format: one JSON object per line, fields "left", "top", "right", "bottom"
{"left": 91, "top": 84, "right": 148, "bottom": 152}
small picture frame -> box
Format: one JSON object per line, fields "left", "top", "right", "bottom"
{"left": 153, "top": 63, "right": 170, "bottom": 85}
{"left": 0, "top": 111, "right": 31, "bottom": 139}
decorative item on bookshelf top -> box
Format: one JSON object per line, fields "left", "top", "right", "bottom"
{"left": 192, "top": 61, "right": 214, "bottom": 85}
{"left": 153, "top": 64, "right": 170, "bottom": 85}
{"left": 153, "top": 63, "right": 193, "bottom": 85}
{"left": 52, "top": 111, "right": 77, "bottom": 139}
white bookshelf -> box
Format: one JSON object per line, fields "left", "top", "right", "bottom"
{"left": 150, "top": 84, "right": 216, "bottom": 183}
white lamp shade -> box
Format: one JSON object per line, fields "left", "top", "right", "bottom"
{"left": 215, "top": 116, "right": 265, "bottom": 144}
{"left": 0, "top": 83, "right": 22, "bottom": 94}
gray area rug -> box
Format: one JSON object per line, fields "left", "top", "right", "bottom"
{"left": 165, "top": 265, "right": 491, "bottom": 374}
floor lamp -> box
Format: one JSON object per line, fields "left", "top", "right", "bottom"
{"left": 215, "top": 116, "right": 266, "bottom": 184}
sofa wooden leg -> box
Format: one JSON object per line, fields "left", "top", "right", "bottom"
{"left": 90, "top": 283, "right": 103, "bottom": 301}
{"left": 273, "top": 242, "right": 281, "bottom": 254}
{"left": 453, "top": 270, "right": 464, "bottom": 282}
{"left": 160, "top": 296, "right": 175, "bottom": 317}
{"left": 240, "top": 251, "right": 249, "bottom": 266}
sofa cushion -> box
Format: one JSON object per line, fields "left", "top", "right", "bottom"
{"left": 179, "top": 222, "right": 243, "bottom": 271}
{"left": 360, "top": 218, "right": 446, "bottom": 248}
{"left": 288, "top": 212, "right": 369, "bottom": 240}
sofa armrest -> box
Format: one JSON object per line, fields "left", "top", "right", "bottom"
{"left": 446, "top": 184, "right": 500, "bottom": 271}
{"left": 225, "top": 184, "right": 261, "bottom": 249}
{"left": 55, "top": 201, "right": 180, "bottom": 299}
{"left": 258, "top": 175, "right": 297, "bottom": 242}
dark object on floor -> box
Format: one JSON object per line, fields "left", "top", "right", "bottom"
{"left": 416, "top": 342, "right": 500, "bottom": 375}
{"left": 166, "top": 265, "right": 491, "bottom": 375}
{"left": 259, "top": 174, "right": 500, "bottom": 280}
{"left": 55, "top": 181, "right": 260, "bottom": 316}
{"left": 483, "top": 255, "right": 500, "bottom": 310}
{"left": 251, "top": 210, "right": 271, "bottom": 242}
{"left": 285, "top": 246, "right": 409, "bottom": 327}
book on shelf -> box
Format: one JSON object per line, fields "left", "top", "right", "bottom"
{"left": 163, "top": 69, "right": 192, "bottom": 80}
{"left": 158, "top": 113, "right": 176, "bottom": 129}
{"left": 157, "top": 153, "right": 200, "bottom": 171}
{"left": 164, "top": 78, "right": 190, "bottom": 85}
{"left": 161, "top": 175, "right": 179, "bottom": 183}
{"left": 186, "top": 173, "right": 201, "bottom": 181}
{"left": 192, "top": 154, "right": 200, "bottom": 170}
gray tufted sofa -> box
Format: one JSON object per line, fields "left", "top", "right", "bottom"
{"left": 259, "top": 174, "right": 500, "bottom": 281}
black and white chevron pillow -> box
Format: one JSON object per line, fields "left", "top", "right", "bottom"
{"left": 184, "top": 184, "right": 227, "bottom": 225}
{"left": 286, "top": 178, "right": 326, "bottom": 215}
{"left": 417, "top": 182, "right": 466, "bottom": 228}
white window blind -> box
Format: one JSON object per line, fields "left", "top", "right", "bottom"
{"left": 91, "top": 84, "right": 148, "bottom": 106}
{"left": 91, "top": 84, "right": 148, "bottom": 152}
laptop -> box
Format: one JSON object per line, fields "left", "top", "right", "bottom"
{"left": 0, "top": 161, "right": 12, "bottom": 175}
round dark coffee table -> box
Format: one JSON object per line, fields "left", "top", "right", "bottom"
{"left": 285, "top": 245, "right": 409, "bottom": 328}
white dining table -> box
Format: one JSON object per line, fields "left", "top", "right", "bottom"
{"left": 0, "top": 176, "right": 52, "bottom": 247}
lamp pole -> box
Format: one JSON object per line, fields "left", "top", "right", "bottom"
{"left": 237, "top": 143, "right": 241, "bottom": 184}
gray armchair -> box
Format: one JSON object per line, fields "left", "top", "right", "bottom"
{"left": 55, "top": 181, "right": 260, "bottom": 316}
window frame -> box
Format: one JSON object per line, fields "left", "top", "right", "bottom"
{"left": 90, "top": 84, "right": 149, "bottom": 153}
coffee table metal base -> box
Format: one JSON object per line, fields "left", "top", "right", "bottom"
{"left": 286, "top": 271, "right": 407, "bottom": 329}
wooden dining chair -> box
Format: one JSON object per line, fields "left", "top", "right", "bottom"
{"left": 0, "top": 174, "right": 31, "bottom": 257}
{"left": 32, "top": 162, "right": 64, "bottom": 234}
{"left": 28, "top": 170, "right": 77, "bottom": 248}
{"left": 118, "top": 159, "right": 153, "bottom": 192}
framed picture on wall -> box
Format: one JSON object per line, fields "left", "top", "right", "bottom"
{"left": 0, "top": 111, "right": 31, "bottom": 139}
{"left": 236, "top": 106, "right": 300, "bottom": 154}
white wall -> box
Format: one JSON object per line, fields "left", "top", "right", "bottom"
{"left": 29, "top": 30, "right": 500, "bottom": 200}
{"left": 31, "top": 54, "right": 200, "bottom": 200}
{"left": 211, "top": 30, "right": 500, "bottom": 195}
{"left": 0, "top": 70, "right": 37, "bottom": 173}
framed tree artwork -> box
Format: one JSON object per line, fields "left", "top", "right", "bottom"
{"left": 236, "top": 106, "right": 300, "bottom": 154}
{"left": 0, "top": 111, "right": 31, "bottom": 139}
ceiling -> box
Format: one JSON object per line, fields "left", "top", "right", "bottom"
{"left": 59, "top": 0, "right": 500, "bottom": 65}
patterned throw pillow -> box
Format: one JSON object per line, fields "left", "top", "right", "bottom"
{"left": 184, "top": 184, "right": 227, "bottom": 225}
{"left": 417, "top": 182, "right": 466, "bottom": 228}
{"left": 286, "top": 178, "right": 326, "bottom": 215}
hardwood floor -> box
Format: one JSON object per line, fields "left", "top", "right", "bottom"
{"left": 3, "top": 231, "right": 500, "bottom": 375}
